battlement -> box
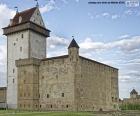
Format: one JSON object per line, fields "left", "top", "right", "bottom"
{"left": 16, "top": 58, "right": 40, "bottom": 67}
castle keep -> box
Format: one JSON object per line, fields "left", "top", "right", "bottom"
{"left": 3, "top": 7, "right": 119, "bottom": 111}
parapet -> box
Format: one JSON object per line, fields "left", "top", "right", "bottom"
{"left": 16, "top": 58, "right": 40, "bottom": 67}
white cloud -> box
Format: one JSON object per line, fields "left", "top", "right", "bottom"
{"left": 40, "top": 0, "right": 56, "bottom": 13}
{"left": 80, "top": 36, "right": 140, "bottom": 52}
{"left": 0, "top": 44, "right": 6, "bottom": 66}
{"left": 47, "top": 35, "right": 69, "bottom": 49}
{"left": 75, "top": 0, "right": 80, "bottom": 2}
{"left": 111, "top": 14, "right": 120, "bottom": 19}
{"left": 119, "top": 34, "right": 130, "bottom": 39}
{"left": 124, "top": 9, "right": 133, "bottom": 15}
{"left": 102, "top": 12, "right": 110, "bottom": 17}
{"left": 0, "top": 4, "right": 15, "bottom": 37}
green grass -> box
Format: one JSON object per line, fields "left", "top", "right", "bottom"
{"left": 0, "top": 110, "right": 93, "bottom": 116}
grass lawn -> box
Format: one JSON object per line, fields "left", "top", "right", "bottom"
{"left": 0, "top": 110, "right": 94, "bottom": 116}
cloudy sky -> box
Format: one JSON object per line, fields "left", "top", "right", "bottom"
{"left": 0, "top": 0, "right": 140, "bottom": 99}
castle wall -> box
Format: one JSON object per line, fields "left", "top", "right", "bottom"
{"left": 0, "top": 87, "right": 6, "bottom": 108}
{"left": 39, "top": 57, "right": 76, "bottom": 111}
{"left": 75, "top": 57, "right": 118, "bottom": 111}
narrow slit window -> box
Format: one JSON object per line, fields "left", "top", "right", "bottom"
{"left": 21, "top": 34, "right": 23, "bottom": 38}
{"left": 20, "top": 47, "right": 22, "bottom": 52}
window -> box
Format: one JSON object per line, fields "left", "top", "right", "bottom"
{"left": 36, "top": 104, "right": 38, "bottom": 108}
{"left": 13, "top": 78, "right": 15, "bottom": 83}
{"left": 62, "top": 93, "right": 64, "bottom": 97}
{"left": 13, "top": 69, "right": 15, "bottom": 73}
{"left": 66, "top": 105, "right": 68, "bottom": 108}
{"left": 21, "top": 34, "right": 23, "bottom": 38}
{"left": 42, "top": 76, "right": 44, "bottom": 79}
{"left": 24, "top": 71, "right": 26, "bottom": 74}
{"left": 24, "top": 93, "right": 26, "bottom": 97}
{"left": 47, "top": 94, "right": 49, "bottom": 98}
{"left": 50, "top": 105, "right": 52, "bottom": 108}
{"left": 20, "top": 47, "right": 22, "bottom": 52}
{"left": 20, "top": 93, "right": 22, "bottom": 97}
{"left": 13, "top": 43, "right": 16, "bottom": 46}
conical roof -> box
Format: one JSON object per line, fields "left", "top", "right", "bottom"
{"left": 68, "top": 39, "right": 79, "bottom": 49}
{"left": 130, "top": 89, "right": 138, "bottom": 94}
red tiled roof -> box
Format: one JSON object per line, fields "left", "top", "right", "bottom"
{"left": 11, "top": 7, "right": 37, "bottom": 26}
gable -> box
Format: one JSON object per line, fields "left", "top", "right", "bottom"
{"left": 30, "top": 8, "right": 45, "bottom": 27}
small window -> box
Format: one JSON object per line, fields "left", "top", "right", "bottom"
{"left": 62, "top": 93, "right": 64, "bottom": 97}
{"left": 40, "top": 105, "right": 41, "bottom": 108}
{"left": 13, "top": 43, "right": 16, "bottom": 46}
{"left": 20, "top": 47, "right": 22, "bottom": 52}
{"left": 50, "top": 105, "right": 52, "bottom": 108}
{"left": 47, "top": 94, "right": 49, "bottom": 98}
{"left": 66, "top": 105, "right": 68, "bottom": 108}
{"left": 13, "top": 78, "right": 15, "bottom": 83}
{"left": 13, "top": 69, "right": 15, "bottom": 73}
{"left": 24, "top": 71, "right": 26, "bottom": 74}
{"left": 42, "top": 76, "right": 44, "bottom": 79}
{"left": 21, "top": 34, "right": 23, "bottom": 38}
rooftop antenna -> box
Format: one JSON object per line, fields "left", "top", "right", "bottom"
{"left": 34, "top": 0, "right": 39, "bottom": 7}
{"left": 14, "top": 6, "right": 18, "bottom": 13}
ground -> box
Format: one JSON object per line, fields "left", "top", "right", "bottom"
{"left": 0, "top": 110, "right": 140, "bottom": 116}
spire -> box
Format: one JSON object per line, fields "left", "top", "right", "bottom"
{"left": 130, "top": 89, "right": 138, "bottom": 94}
{"left": 14, "top": 6, "right": 18, "bottom": 13}
{"left": 35, "top": 0, "right": 39, "bottom": 7}
{"left": 68, "top": 37, "right": 79, "bottom": 49}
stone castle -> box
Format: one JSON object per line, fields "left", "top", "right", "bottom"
{"left": 122, "top": 89, "right": 140, "bottom": 105}
{"left": 3, "top": 7, "right": 119, "bottom": 111}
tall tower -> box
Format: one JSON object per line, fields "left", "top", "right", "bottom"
{"left": 68, "top": 38, "right": 79, "bottom": 62}
{"left": 3, "top": 7, "right": 50, "bottom": 108}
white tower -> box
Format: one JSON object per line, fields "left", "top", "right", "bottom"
{"left": 3, "top": 7, "right": 50, "bottom": 109}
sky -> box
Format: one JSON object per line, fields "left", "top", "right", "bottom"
{"left": 0, "top": 0, "right": 140, "bottom": 99}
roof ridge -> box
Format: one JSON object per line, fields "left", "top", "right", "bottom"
{"left": 17, "top": 7, "right": 37, "bottom": 14}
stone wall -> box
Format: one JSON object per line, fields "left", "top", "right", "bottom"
{"left": 0, "top": 87, "right": 6, "bottom": 108}
{"left": 39, "top": 56, "right": 76, "bottom": 111}
{"left": 16, "top": 58, "right": 40, "bottom": 110}
{"left": 75, "top": 56, "right": 118, "bottom": 111}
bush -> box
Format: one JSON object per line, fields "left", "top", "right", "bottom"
{"left": 120, "top": 104, "right": 140, "bottom": 110}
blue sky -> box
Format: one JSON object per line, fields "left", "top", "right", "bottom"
{"left": 0, "top": 0, "right": 140, "bottom": 99}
